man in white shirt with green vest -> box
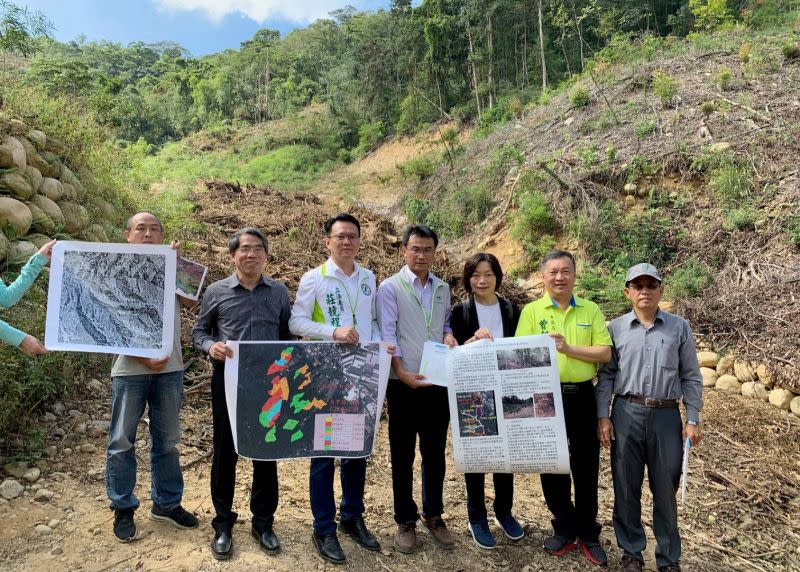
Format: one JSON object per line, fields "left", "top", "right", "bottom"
{"left": 289, "top": 213, "right": 382, "bottom": 565}
{"left": 376, "top": 225, "right": 458, "bottom": 554}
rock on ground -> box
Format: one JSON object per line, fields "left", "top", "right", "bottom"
{"left": 791, "top": 396, "right": 800, "bottom": 417}
{"left": 769, "top": 389, "right": 794, "bottom": 410}
{"left": 33, "top": 489, "right": 53, "bottom": 503}
{"left": 701, "top": 367, "right": 718, "bottom": 388}
{"left": 0, "top": 479, "right": 24, "bottom": 500}
{"left": 697, "top": 351, "right": 719, "bottom": 368}
{"left": 715, "top": 375, "right": 742, "bottom": 393}
{"left": 733, "top": 360, "right": 755, "bottom": 383}
{"left": 716, "top": 355, "right": 734, "bottom": 375}
{"left": 753, "top": 383, "right": 770, "bottom": 402}
{"left": 741, "top": 381, "right": 756, "bottom": 397}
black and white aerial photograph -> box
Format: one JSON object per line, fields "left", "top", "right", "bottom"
{"left": 45, "top": 242, "right": 176, "bottom": 357}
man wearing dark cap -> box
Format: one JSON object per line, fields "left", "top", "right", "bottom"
{"left": 596, "top": 263, "right": 703, "bottom": 572}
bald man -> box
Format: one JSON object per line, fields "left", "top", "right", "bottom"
{"left": 106, "top": 212, "right": 199, "bottom": 542}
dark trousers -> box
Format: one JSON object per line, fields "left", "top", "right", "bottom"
{"left": 387, "top": 380, "right": 450, "bottom": 524}
{"left": 211, "top": 363, "right": 279, "bottom": 533}
{"left": 464, "top": 472, "right": 514, "bottom": 524}
{"left": 540, "top": 380, "right": 601, "bottom": 542}
{"left": 309, "top": 457, "right": 367, "bottom": 535}
{"left": 611, "top": 396, "right": 683, "bottom": 567}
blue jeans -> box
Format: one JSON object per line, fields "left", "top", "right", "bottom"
{"left": 106, "top": 370, "right": 185, "bottom": 511}
{"left": 309, "top": 457, "right": 367, "bottom": 535}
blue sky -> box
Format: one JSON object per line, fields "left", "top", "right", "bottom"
{"left": 20, "top": 0, "right": 405, "bottom": 56}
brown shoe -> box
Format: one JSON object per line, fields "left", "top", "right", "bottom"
{"left": 394, "top": 521, "right": 417, "bottom": 554}
{"left": 422, "top": 515, "right": 455, "bottom": 549}
{"left": 619, "top": 555, "right": 643, "bottom": 572}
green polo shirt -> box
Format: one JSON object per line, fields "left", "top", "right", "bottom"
{"left": 515, "top": 293, "right": 612, "bottom": 383}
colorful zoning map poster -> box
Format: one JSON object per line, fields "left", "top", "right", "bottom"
{"left": 224, "top": 341, "right": 391, "bottom": 460}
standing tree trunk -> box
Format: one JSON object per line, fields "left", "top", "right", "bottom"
{"left": 487, "top": 12, "right": 494, "bottom": 110}
{"left": 537, "top": 0, "right": 547, "bottom": 91}
{"left": 264, "top": 60, "right": 270, "bottom": 121}
{"left": 466, "top": 23, "right": 483, "bottom": 119}
{"left": 522, "top": 23, "right": 528, "bottom": 88}
{"left": 568, "top": 0, "right": 585, "bottom": 71}
{"left": 514, "top": 27, "right": 520, "bottom": 89}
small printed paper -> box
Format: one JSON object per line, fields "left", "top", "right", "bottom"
{"left": 419, "top": 341, "right": 451, "bottom": 387}
{"left": 176, "top": 257, "right": 208, "bottom": 301}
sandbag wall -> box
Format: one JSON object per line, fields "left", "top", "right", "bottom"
{"left": 0, "top": 115, "right": 119, "bottom": 265}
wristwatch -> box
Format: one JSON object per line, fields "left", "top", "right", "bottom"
{"left": 686, "top": 420, "right": 699, "bottom": 426}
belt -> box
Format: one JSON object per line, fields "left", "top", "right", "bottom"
{"left": 618, "top": 394, "right": 679, "bottom": 409}
{"left": 560, "top": 380, "right": 593, "bottom": 394}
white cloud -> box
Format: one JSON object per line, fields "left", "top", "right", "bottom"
{"left": 153, "top": 0, "right": 361, "bottom": 24}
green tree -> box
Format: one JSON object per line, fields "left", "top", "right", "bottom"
{"left": 0, "top": 0, "right": 53, "bottom": 64}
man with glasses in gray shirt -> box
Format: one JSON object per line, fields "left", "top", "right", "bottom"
{"left": 596, "top": 263, "right": 703, "bottom": 572}
{"left": 192, "top": 227, "right": 291, "bottom": 561}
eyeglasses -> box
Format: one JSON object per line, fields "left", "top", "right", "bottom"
{"left": 237, "top": 246, "right": 266, "bottom": 255}
{"left": 328, "top": 234, "right": 360, "bottom": 243}
{"left": 628, "top": 282, "right": 661, "bottom": 291}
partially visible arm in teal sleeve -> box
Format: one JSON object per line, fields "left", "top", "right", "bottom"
{"left": 0, "top": 319, "right": 27, "bottom": 347}
{"left": 0, "top": 253, "right": 47, "bottom": 309}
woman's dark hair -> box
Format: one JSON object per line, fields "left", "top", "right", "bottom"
{"left": 463, "top": 252, "right": 503, "bottom": 294}
{"left": 324, "top": 213, "right": 361, "bottom": 236}
{"left": 402, "top": 224, "right": 438, "bottom": 248}
{"left": 228, "top": 227, "right": 268, "bottom": 253}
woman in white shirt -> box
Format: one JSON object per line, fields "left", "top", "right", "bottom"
{"left": 450, "top": 253, "right": 522, "bottom": 549}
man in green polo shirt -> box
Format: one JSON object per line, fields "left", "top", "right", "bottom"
{"left": 515, "top": 250, "right": 612, "bottom": 567}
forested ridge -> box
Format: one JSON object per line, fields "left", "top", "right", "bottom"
{"left": 9, "top": 0, "right": 793, "bottom": 147}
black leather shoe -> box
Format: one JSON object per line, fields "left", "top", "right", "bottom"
{"left": 339, "top": 517, "right": 380, "bottom": 551}
{"left": 211, "top": 529, "right": 233, "bottom": 560}
{"left": 251, "top": 526, "right": 281, "bottom": 554}
{"left": 312, "top": 531, "right": 346, "bottom": 564}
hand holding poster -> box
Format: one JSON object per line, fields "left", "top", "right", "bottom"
{"left": 224, "top": 341, "right": 391, "bottom": 460}
{"left": 447, "top": 335, "right": 570, "bottom": 474}
{"left": 176, "top": 257, "right": 208, "bottom": 301}
{"left": 44, "top": 241, "right": 176, "bottom": 358}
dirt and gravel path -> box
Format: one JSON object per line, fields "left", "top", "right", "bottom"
{"left": 1, "top": 386, "right": 799, "bottom": 572}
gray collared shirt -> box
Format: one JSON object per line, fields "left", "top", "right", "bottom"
{"left": 192, "top": 273, "right": 291, "bottom": 353}
{"left": 375, "top": 265, "right": 452, "bottom": 359}
{"left": 596, "top": 309, "right": 703, "bottom": 424}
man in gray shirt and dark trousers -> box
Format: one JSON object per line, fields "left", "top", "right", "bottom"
{"left": 596, "top": 264, "right": 703, "bottom": 572}
{"left": 192, "top": 227, "right": 292, "bottom": 561}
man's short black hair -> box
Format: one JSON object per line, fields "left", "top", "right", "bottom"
{"left": 126, "top": 211, "right": 163, "bottom": 233}
{"left": 324, "top": 213, "right": 361, "bottom": 236}
{"left": 463, "top": 252, "right": 503, "bottom": 294}
{"left": 540, "top": 250, "right": 576, "bottom": 271}
{"left": 402, "top": 225, "right": 438, "bottom": 248}
{"left": 228, "top": 227, "right": 268, "bottom": 253}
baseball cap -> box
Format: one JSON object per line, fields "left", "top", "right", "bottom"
{"left": 625, "top": 263, "right": 662, "bottom": 285}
